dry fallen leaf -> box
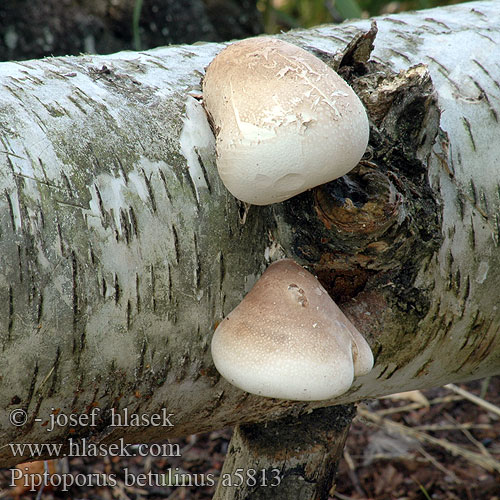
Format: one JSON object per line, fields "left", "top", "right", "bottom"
{"left": 11, "top": 459, "right": 58, "bottom": 498}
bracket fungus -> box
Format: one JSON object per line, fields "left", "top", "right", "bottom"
{"left": 211, "top": 259, "right": 374, "bottom": 401}
{"left": 202, "top": 37, "right": 369, "bottom": 205}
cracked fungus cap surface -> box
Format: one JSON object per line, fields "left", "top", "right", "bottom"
{"left": 202, "top": 37, "right": 369, "bottom": 205}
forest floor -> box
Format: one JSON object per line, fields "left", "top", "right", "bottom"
{"left": 1, "top": 377, "right": 499, "bottom": 500}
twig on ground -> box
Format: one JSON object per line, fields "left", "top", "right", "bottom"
{"left": 375, "top": 395, "right": 463, "bottom": 416}
{"left": 415, "top": 423, "right": 490, "bottom": 432}
{"left": 443, "top": 413, "right": 493, "bottom": 458}
{"left": 357, "top": 406, "right": 500, "bottom": 473}
{"left": 343, "top": 449, "right": 367, "bottom": 498}
{"left": 334, "top": 491, "right": 357, "bottom": 500}
{"left": 445, "top": 383, "right": 500, "bottom": 419}
{"left": 416, "top": 444, "right": 461, "bottom": 483}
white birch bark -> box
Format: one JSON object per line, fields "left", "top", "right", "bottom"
{"left": 0, "top": 0, "right": 499, "bottom": 466}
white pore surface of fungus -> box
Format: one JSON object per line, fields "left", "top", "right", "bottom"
{"left": 202, "top": 37, "right": 369, "bottom": 205}
{"left": 211, "top": 259, "right": 374, "bottom": 401}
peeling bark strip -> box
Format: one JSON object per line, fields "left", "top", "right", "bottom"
{"left": 0, "top": 1, "right": 500, "bottom": 466}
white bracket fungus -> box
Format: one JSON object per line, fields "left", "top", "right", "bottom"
{"left": 211, "top": 259, "right": 374, "bottom": 401}
{"left": 202, "top": 37, "right": 369, "bottom": 205}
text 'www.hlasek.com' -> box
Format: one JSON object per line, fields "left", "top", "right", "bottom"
{"left": 6, "top": 407, "right": 282, "bottom": 492}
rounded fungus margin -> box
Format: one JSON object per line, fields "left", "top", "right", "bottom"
{"left": 202, "top": 37, "right": 370, "bottom": 205}
{"left": 211, "top": 259, "right": 374, "bottom": 401}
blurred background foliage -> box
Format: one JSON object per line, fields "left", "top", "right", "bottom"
{"left": 257, "top": 0, "right": 464, "bottom": 33}
{"left": 0, "top": 0, "right": 467, "bottom": 62}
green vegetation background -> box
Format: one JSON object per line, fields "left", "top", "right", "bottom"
{"left": 257, "top": 0, "right": 464, "bottom": 32}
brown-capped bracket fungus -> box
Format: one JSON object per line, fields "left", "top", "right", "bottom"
{"left": 211, "top": 259, "right": 374, "bottom": 401}
{"left": 202, "top": 36, "right": 369, "bottom": 205}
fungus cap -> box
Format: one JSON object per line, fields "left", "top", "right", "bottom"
{"left": 211, "top": 259, "right": 374, "bottom": 401}
{"left": 202, "top": 37, "right": 369, "bottom": 205}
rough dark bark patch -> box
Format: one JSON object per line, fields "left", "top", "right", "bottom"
{"left": 213, "top": 405, "right": 356, "bottom": 500}
{"left": 276, "top": 26, "right": 442, "bottom": 327}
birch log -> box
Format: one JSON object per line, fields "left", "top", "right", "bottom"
{"left": 0, "top": 0, "right": 499, "bottom": 467}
